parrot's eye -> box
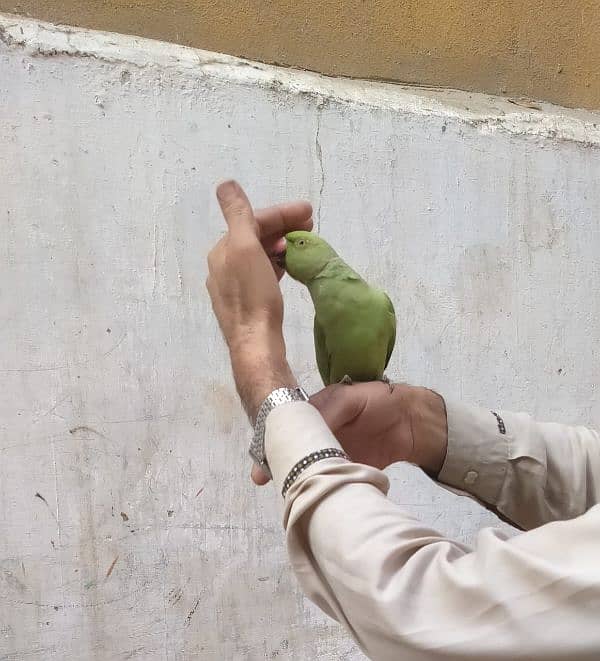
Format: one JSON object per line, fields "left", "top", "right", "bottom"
{"left": 298, "top": 239, "right": 306, "bottom": 246}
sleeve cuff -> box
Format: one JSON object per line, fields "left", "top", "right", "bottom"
{"left": 437, "top": 398, "right": 510, "bottom": 506}
{"left": 265, "top": 401, "right": 346, "bottom": 494}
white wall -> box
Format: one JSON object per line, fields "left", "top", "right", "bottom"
{"left": 2, "top": 14, "right": 600, "bottom": 660}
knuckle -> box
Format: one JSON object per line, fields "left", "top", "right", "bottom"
{"left": 207, "top": 244, "right": 219, "bottom": 265}
{"left": 207, "top": 241, "right": 226, "bottom": 271}
{"left": 222, "top": 201, "right": 251, "bottom": 225}
{"left": 225, "top": 201, "right": 248, "bottom": 216}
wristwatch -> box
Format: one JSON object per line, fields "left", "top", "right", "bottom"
{"left": 250, "top": 386, "right": 309, "bottom": 479}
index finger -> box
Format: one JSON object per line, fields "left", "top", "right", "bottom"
{"left": 255, "top": 201, "right": 313, "bottom": 240}
{"left": 216, "top": 180, "right": 258, "bottom": 238}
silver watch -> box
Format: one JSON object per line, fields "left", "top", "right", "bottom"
{"left": 250, "top": 387, "right": 309, "bottom": 479}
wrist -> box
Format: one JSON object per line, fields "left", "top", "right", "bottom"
{"left": 408, "top": 387, "right": 448, "bottom": 476}
{"left": 230, "top": 340, "right": 297, "bottom": 422}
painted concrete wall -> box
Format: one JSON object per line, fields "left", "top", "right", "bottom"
{"left": 1, "top": 2, "right": 600, "bottom": 110}
{"left": 2, "top": 14, "right": 600, "bottom": 661}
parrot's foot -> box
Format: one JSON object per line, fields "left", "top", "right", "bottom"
{"left": 339, "top": 375, "right": 354, "bottom": 386}
{"left": 380, "top": 375, "right": 394, "bottom": 393}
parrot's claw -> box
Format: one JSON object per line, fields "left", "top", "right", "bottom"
{"left": 380, "top": 375, "right": 394, "bottom": 393}
{"left": 340, "top": 375, "right": 354, "bottom": 386}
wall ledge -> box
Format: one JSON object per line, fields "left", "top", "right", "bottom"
{"left": 2, "top": 12, "right": 600, "bottom": 149}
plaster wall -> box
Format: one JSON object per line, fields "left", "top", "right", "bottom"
{"left": 1, "top": 15, "right": 600, "bottom": 660}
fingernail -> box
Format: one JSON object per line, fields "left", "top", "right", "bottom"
{"left": 216, "top": 180, "right": 239, "bottom": 201}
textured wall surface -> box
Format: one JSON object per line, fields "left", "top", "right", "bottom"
{"left": 2, "top": 15, "right": 600, "bottom": 661}
{"left": 1, "top": 2, "right": 600, "bottom": 109}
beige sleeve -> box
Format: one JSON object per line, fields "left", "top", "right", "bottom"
{"left": 438, "top": 399, "right": 600, "bottom": 529}
{"left": 265, "top": 401, "right": 600, "bottom": 660}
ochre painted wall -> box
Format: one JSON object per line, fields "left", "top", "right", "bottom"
{"left": 3, "top": 1, "right": 599, "bottom": 109}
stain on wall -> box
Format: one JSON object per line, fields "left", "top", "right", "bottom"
{"left": 1, "top": 1, "right": 599, "bottom": 109}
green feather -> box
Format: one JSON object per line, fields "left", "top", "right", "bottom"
{"left": 285, "top": 231, "right": 397, "bottom": 386}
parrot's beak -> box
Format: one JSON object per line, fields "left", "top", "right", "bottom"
{"left": 274, "top": 249, "right": 286, "bottom": 269}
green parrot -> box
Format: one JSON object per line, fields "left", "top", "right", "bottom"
{"left": 282, "top": 230, "right": 396, "bottom": 388}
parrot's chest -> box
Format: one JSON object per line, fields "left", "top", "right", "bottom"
{"left": 317, "top": 290, "right": 389, "bottom": 353}
{"left": 321, "top": 289, "right": 382, "bottom": 324}
{"left": 308, "top": 271, "right": 395, "bottom": 384}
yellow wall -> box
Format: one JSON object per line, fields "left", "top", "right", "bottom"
{"left": 4, "top": 1, "right": 599, "bottom": 109}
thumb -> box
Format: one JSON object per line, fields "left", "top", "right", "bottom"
{"left": 311, "top": 384, "right": 364, "bottom": 432}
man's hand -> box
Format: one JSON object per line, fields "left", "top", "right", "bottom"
{"left": 206, "top": 180, "right": 312, "bottom": 420}
{"left": 252, "top": 382, "right": 448, "bottom": 485}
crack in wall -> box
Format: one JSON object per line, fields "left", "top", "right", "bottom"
{"left": 314, "top": 105, "right": 325, "bottom": 233}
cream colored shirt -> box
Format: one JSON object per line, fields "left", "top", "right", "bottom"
{"left": 265, "top": 399, "right": 600, "bottom": 660}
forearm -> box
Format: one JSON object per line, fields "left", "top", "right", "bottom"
{"left": 437, "top": 398, "right": 600, "bottom": 529}
{"left": 267, "top": 403, "right": 600, "bottom": 660}
{"left": 229, "top": 334, "right": 296, "bottom": 422}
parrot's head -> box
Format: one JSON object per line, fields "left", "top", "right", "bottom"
{"left": 283, "top": 231, "right": 338, "bottom": 284}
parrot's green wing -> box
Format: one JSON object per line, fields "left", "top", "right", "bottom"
{"left": 383, "top": 293, "right": 396, "bottom": 369}
{"left": 313, "top": 316, "right": 331, "bottom": 385}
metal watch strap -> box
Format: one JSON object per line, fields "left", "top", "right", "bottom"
{"left": 249, "top": 386, "right": 309, "bottom": 479}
